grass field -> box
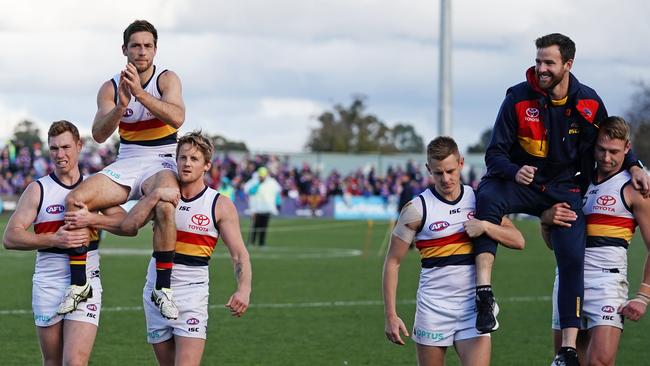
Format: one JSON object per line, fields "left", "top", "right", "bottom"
{"left": 1, "top": 213, "right": 649, "bottom": 365}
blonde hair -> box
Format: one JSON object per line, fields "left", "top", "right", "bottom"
{"left": 177, "top": 130, "right": 214, "bottom": 164}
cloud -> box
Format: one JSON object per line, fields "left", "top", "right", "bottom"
{"left": 0, "top": 101, "right": 36, "bottom": 142}
{"left": 0, "top": 0, "right": 649, "bottom": 155}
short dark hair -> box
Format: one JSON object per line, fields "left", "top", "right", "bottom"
{"left": 177, "top": 130, "right": 214, "bottom": 164}
{"left": 123, "top": 20, "right": 158, "bottom": 47}
{"left": 535, "top": 33, "right": 575, "bottom": 63}
{"left": 48, "top": 120, "right": 80, "bottom": 142}
{"left": 599, "top": 116, "right": 630, "bottom": 143}
{"left": 427, "top": 136, "right": 459, "bottom": 162}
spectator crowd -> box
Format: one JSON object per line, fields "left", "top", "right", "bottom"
{"left": 0, "top": 141, "right": 483, "bottom": 212}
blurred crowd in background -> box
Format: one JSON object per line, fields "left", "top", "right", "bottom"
{"left": 0, "top": 142, "right": 483, "bottom": 211}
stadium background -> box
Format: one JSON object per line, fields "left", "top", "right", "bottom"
{"left": 0, "top": 150, "right": 648, "bottom": 365}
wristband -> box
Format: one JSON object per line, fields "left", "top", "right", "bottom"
{"left": 639, "top": 283, "right": 650, "bottom": 297}
{"left": 633, "top": 295, "right": 650, "bottom": 306}
{"left": 629, "top": 298, "right": 649, "bottom": 306}
{"left": 636, "top": 292, "right": 650, "bottom": 303}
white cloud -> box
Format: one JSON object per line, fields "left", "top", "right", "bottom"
{"left": 0, "top": 0, "right": 649, "bottom": 154}
{"left": 258, "top": 98, "right": 323, "bottom": 119}
{"left": 0, "top": 102, "right": 37, "bottom": 141}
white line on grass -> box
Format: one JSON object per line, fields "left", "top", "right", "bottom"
{"left": 0, "top": 296, "right": 552, "bottom": 316}
{"left": 242, "top": 221, "right": 365, "bottom": 233}
{"left": 0, "top": 246, "right": 363, "bottom": 259}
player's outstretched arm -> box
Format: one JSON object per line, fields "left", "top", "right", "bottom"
{"left": 383, "top": 234, "right": 412, "bottom": 345}
{"left": 64, "top": 202, "right": 132, "bottom": 236}
{"left": 92, "top": 80, "right": 128, "bottom": 143}
{"left": 464, "top": 216, "right": 525, "bottom": 250}
{"left": 619, "top": 186, "right": 650, "bottom": 321}
{"left": 3, "top": 182, "right": 87, "bottom": 250}
{"left": 383, "top": 201, "right": 421, "bottom": 345}
{"left": 123, "top": 66, "right": 185, "bottom": 128}
{"left": 217, "top": 196, "right": 252, "bottom": 317}
{"left": 120, "top": 187, "right": 180, "bottom": 236}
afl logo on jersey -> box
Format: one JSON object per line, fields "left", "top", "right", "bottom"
{"left": 596, "top": 195, "right": 616, "bottom": 206}
{"left": 467, "top": 211, "right": 475, "bottom": 220}
{"left": 601, "top": 305, "right": 615, "bottom": 313}
{"left": 191, "top": 214, "right": 210, "bottom": 226}
{"left": 186, "top": 318, "right": 200, "bottom": 325}
{"left": 86, "top": 304, "right": 97, "bottom": 311}
{"left": 46, "top": 204, "right": 65, "bottom": 214}
{"left": 123, "top": 108, "right": 133, "bottom": 117}
{"left": 429, "top": 221, "right": 450, "bottom": 232}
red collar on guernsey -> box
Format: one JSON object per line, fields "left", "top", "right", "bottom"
{"left": 525, "top": 66, "right": 547, "bottom": 96}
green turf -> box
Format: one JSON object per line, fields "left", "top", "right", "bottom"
{"left": 0, "top": 214, "right": 648, "bottom": 365}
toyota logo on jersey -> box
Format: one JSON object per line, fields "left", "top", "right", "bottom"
{"left": 46, "top": 204, "right": 65, "bottom": 214}
{"left": 596, "top": 195, "right": 616, "bottom": 206}
{"left": 191, "top": 214, "right": 210, "bottom": 226}
{"left": 429, "top": 221, "right": 450, "bottom": 232}
{"left": 525, "top": 108, "right": 539, "bottom": 118}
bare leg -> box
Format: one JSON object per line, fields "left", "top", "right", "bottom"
{"left": 475, "top": 252, "right": 494, "bottom": 286}
{"left": 174, "top": 336, "right": 206, "bottom": 366}
{"left": 142, "top": 170, "right": 179, "bottom": 252}
{"left": 475, "top": 252, "right": 498, "bottom": 333}
{"left": 65, "top": 174, "right": 130, "bottom": 212}
{"left": 62, "top": 320, "right": 98, "bottom": 366}
{"left": 561, "top": 327, "right": 578, "bottom": 348}
{"left": 63, "top": 174, "right": 129, "bottom": 287}
{"left": 416, "top": 343, "right": 447, "bottom": 366}
{"left": 586, "top": 326, "right": 621, "bottom": 366}
{"left": 152, "top": 338, "right": 175, "bottom": 366}
{"left": 455, "top": 336, "right": 491, "bottom": 366}
{"left": 142, "top": 170, "right": 179, "bottom": 290}
{"left": 37, "top": 323, "right": 64, "bottom": 366}
{"left": 576, "top": 330, "right": 589, "bottom": 365}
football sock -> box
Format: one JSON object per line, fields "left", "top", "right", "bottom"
{"left": 153, "top": 250, "right": 174, "bottom": 290}
{"left": 69, "top": 250, "right": 88, "bottom": 286}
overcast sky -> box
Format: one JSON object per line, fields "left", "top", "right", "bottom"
{"left": 1, "top": 0, "right": 649, "bottom": 153}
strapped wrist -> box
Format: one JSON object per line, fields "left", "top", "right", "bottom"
{"left": 639, "top": 283, "right": 650, "bottom": 298}
{"left": 636, "top": 292, "right": 650, "bottom": 305}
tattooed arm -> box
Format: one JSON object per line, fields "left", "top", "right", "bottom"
{"left": 216, "top": 195, "right": 252, "bottom": 317}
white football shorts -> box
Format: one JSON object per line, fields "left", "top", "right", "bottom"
{"left": 99, "top": 144, "right": 177, "bottom": 200}
{"left": 552, "top": 270, "right": 628, "bottom": 330}
{"left": 143, "top": 281, "right": 210, "bottom": 343}
{"left": 32, "top": 252, "right": 102, "bottom": 327}
{"left": 412, "top": 293, "right": 488, "bottom": 347}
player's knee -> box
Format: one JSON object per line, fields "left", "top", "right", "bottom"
{"left": 63, "top": 352, "right": 91, "bottom": 366}
{"left": 587, "top": 352, "right": 615, "bottom": 366}
{"left": 65, "top": 190, "right": 82, "bottom": 210}
{"left": 475, "top": 195, "right": 505, "bottom": 223}
{"left": 43, "top": 356, "right": 61, "bottom": 366}
{"left": 120, "top": 219, "right": 139, "bottom": 236}
{"left": 154, "top": 201, "right": 175, "bottom": 224}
